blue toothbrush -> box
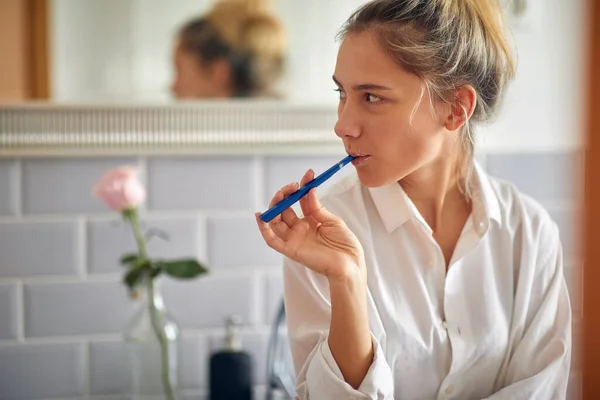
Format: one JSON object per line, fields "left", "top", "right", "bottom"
{"left": 259, "top": 154, "right": 356, "bottom": 223}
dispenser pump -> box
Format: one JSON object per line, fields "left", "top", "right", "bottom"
{"left": 225, "top": 315, "right": 242, "bottom": 351}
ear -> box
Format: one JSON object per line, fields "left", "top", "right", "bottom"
{"left": 444, "top": 85, "right": 477, "bottom": 131}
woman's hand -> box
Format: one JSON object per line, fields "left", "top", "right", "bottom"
{"left": 255, "top": 169, "right": 365, "bottom": 281}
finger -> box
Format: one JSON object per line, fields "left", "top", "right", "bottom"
{"left": 269, "top": 182, "right": 298, "bottom": 231}
{"left": 308, "top": 188, "right": 339, "bottom": 224}
{"left": 298, "top": 169, "right": 314, "bottom": 219}
{"left": 255, "top": 212, "right": 287, "bottom": 254}
{"left": 279, "top": 182, "right": 300, "bottom": 227}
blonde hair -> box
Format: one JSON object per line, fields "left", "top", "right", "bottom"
{"left": 338, "top": 0, "right": 516, "bottom": 199}
{"left": 179, "top": 0, "right": 286, "bottom": 97}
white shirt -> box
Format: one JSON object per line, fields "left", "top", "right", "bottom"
{"left": 283, "top": 162, "right": 572, "bottom": 400}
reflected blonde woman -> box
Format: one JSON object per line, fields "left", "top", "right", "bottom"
{"left": 171, "top": 0, "right": 286, "bottom": 99}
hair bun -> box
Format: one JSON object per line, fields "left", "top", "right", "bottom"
{"left": 240, "top": 13, "right": 286, "bottom": 59}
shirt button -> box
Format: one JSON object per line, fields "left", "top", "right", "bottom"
{"left": 445, "top": 385, "right": 454, "bottom": 395}
{"left": 442, "top": 320, "right": 448, "bottom": 329}
{"left": 428, "top": 258, "right": 435, "bottom": 267}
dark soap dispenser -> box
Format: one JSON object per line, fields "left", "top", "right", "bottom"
{"left": 209, "top": 315, "right": 253, "bottom": 400}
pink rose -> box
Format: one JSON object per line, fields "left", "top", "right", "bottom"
{"left": 92, "top": 166, "right": 146, "bottom": 212}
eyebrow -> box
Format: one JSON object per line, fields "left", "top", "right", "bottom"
{"left": 332, "top": 75, "right": 392, "bottom": 91}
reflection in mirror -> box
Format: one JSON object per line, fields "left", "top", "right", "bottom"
{"left": 48, "top": 0, "right": 367, "bottom": 104}
{"left": 171, "top": 0, "right": 286, "bottom": 99}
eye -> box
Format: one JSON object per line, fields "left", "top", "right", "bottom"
{"left": 366, "top": 93, "right": 383, "bottom": 103}
{"left": 334, "top": 88, "right": 347, "bottom": 100}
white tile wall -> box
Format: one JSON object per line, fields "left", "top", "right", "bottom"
{"left": 0, "top": 159, "right": 18, "bottom": 215}
{"left": 0, "top": 343, "right": 85, "bottom": 399}
{"left": 87, "top": 216, "right": 207, "bottom": 274}
{"left": 0, "top": 284, "right": 18, "bottom": 340}
{"left": 0, "top": 220, "right": 80, "bottom": 278}
{"left": 0, "top": 151, "right": 583, "bottom": 399}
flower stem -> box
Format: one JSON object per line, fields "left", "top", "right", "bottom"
{"left": 146, "top": 277, "right": 175, "bottom": 400}
{"left": 126, "top": 208, "right": 175, "bottom": 400}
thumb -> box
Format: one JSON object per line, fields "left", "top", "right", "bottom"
{"left": 308, "top": 188, "right": 338, "bottom": 224}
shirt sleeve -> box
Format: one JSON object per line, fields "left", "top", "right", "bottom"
{"left": 484, "top": 220, "right": 572, "bottom": 400}
{"left": 283, "top": 256, "right": 395, "bottom": 400}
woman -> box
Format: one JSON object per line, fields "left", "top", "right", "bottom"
{"left": 171, "top": 0, "right": 286, "bottom": 99}
{"left": 255, "top": 0, "right": 572, "bottom": 399}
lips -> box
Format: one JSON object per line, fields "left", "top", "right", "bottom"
{"left": 347, "top": 152, "right": 372, "bottom": 166}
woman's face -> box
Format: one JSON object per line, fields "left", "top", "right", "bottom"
{"left": 333, "top": 30, "right": 454, "bottom": 188}
{"left": 171, "top": 44, "right": 220, "bottom": 99}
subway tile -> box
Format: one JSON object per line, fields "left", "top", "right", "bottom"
{"left": 0, "top": 343, "right": 84, "bottom": 400}
{"left": 181, "top": 337, "right": 209, "bottom": 390}
{"left": 486, "top": 152, "right": 582, "bottom": 203}
{"left": 147, "top": 157, "right": 256, "bottom": 211}
{"left": 264, "top": 156, "right": 353, "bottom": 209}
{"left": 22, "top": 157, "right": 137, "bottom": 214}
{"left": 89, "top": 341, "right": 129, "bottom": 395}
{"left": 90, "top": 337, "right": 208, "bottom": 395}
{"left": 0, "top": 220, "right": 79, "bottom": 278}
{"left": 24, "top": 281, "right": 134, "bottom": 337}
{"left": 0, "top": 159, "right": 17, "bottom": 215}
{"left": 265, "top": 274, "right": 284, "bottom": 326}
{"left": 181, "top": 394, "right": 205, "bottom": 400}
{"left": 90, "top": 337, "right": 206, "bottom": 395}
{"left": 207, "top": 216, "right": 282, "bottom": 269}
{"left": 88, "top": 216, "right": 206, "bottom": 274}
{"left": 0, "top": 284, "right": 18, "bottom": 339}
{"left": 163, "top": 275, "right": 256, "bottom": 329}
{"left": 208, "top": 331, "right": 270, "bottom": 386}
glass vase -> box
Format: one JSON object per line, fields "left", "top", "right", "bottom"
{"left": 124, "top": 275, "right": 181, "bottom": 400}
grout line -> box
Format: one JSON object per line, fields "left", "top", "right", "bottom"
{"left": 13, "top": 158, "right": 23, "bottom": 218}
{"left": 16, "top": 280, "right": 24, "bottom": 343}
{"left": 0, "top": 209, "right": 265, "bottom": 224}
{"left": 0, "top": 325, "right": 274, "bottom": 347}
{"left": 0, "top": 274, "right": 121, "bottom": 285}
{"left": 138, "top": 155, "right": 149, "bottom": 214}
{"left": 0, "top": 333, "right": 122, "bottom": 347}
{"left": 198, "top": 214, "right": 209, "bottom": 266}
{"left": 0, "top": 214, "right": 85, "bottom": 223}
{"left": 253, "top": 271, "right": 265, "bottom": 328}
{"left": 78, "top": 216, "right": 88, "bottom": 280}
{"left": 0, "top": 266, "right": 283, "bottom": 286}
{"left": 254, "top": 155, "right": 266, "bottom": 211}
{"left": 82, "top": 339, "right": 91, "bottom": 399}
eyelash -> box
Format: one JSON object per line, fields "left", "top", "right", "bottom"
{"left": 334, "top": 88, "right": 383, "bottom": 104}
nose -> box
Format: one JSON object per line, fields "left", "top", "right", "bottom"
{"left": 334, "top": 102, "right": 361, "bottom": 139}
{"left": 170, "top": 78, "right": 182, "bottom": 99}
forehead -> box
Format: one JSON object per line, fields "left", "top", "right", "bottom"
{"left": 334, "top": 30, "right": 416, "bottom": 86}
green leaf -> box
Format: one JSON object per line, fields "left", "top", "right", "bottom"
{"left": 150, "top": 265, "right": 162, "bottom": 278}
{"left": 120, "top": 253, "right": 139, "bottom": 265}
{"left": 158, "top": 259, "right": 208, "bottom": 279}
{"left": 123, "top": 267, "right": 145, "bottom": 289}
{"left": 122, "top": 258, "right": 150, "bottom": 289}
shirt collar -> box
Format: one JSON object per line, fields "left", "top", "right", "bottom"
{"left": 367, "top": 160, "right": 501, "bottom": 234}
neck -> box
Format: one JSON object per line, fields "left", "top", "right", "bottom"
{"left": 400, "top": 147, "right": 470, "bottom": 233}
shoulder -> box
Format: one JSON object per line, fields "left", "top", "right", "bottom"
{"left": 485, "top": 172, "right": 560, "bottom": 253}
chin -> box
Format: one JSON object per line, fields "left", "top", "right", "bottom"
{"left": 355, "top": 169, "right": 390, "bottom": 188}
{"left": 355, "top": 164, "right": 408, "bottom": 188}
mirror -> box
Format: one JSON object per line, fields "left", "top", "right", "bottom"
{"left": 48, "top": 0, "right": 369, "bottom": 104}
{"left": 0, "top": 0, "right": 534, "bottom": 105}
